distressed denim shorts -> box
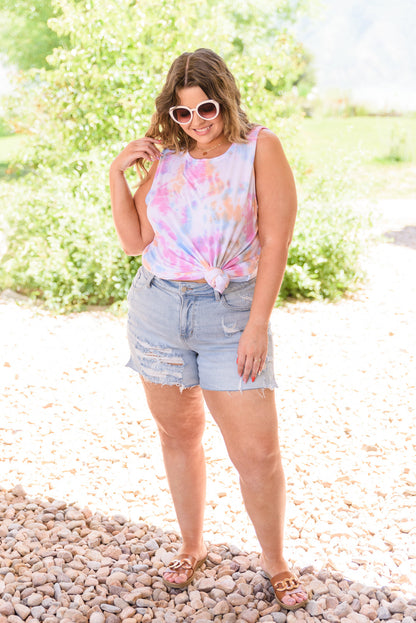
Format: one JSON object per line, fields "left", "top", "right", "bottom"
{"left": 126, "top": 266, "right": 277, "bottom": 392}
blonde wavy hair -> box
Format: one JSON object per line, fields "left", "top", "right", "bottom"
{"left": 136, "top": 48, "right": 254, "bottom": 181}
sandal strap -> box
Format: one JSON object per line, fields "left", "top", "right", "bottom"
{"left": 166, "top": 555, "right": 197, "bottom": 572}
{"left": 270, "top": 572, "right": 301, "bottom": 593}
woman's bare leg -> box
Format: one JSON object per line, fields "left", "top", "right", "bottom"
{"left": 203, "top": 388, "right": 307, "bottom": 606}
{"left": 142, "top": 380, "right": 207, "bottom": 584}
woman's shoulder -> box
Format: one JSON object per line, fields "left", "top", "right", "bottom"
{"left": 246, "top": 124, "right": 279, "bottom": 146}
{"left": 254, "top": 127, "right": 290, "bottom": 173}
{"left": 253, "top": 126, "right": 282, "bottom": 152}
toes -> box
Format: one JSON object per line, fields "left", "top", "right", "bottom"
{"left": 163, "top": 571, "right": 188, "bottom": 584}
{"left": 281, "top": 594, "right": 297, "bottom": 606}
{"left": 293, "top": 591, "right": 308, "bottom": 602}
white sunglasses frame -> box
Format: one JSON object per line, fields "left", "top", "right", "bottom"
{"left": 169, "top": 99, "right": 220, "bottom": 125}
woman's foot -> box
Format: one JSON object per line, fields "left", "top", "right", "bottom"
{"left": 259, "top": 554, "right": 309, "bottom": 609}
{"left": 163, "top": 544, "right": 208, "bottom": 587}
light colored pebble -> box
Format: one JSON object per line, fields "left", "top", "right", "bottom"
{"left": 306, "top": 602, "right": 324, "bottom": 616}
{"left": 379, "top": 608, "right": 392, "bottom": 620}
{"left": 13, "top": 604, "right": 30, "bottom": 620}
{"left": 240, "top": 610, "right": 260, "bottom": 623}
{"left": 390, "top": 600, "right": 408, "bottom": 615}
{"left": 309, "top": 581, "right": 330, "bottom": 596}
{"left": 212, "top": 600, "right": 230, "bottom": 615}
{"left": 215, "top": 576, "right": 236, "bottom": 594}
{"left": 197, "top": 578, "right": 216, "bottom": 592}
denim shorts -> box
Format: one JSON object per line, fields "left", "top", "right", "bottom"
{"left": 126, "top": 266, "right": 277, "bottom": 392}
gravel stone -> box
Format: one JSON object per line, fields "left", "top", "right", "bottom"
{"left": 379, "top": 608, "right": 393, "bottom": 620}
{"left": 389, "top": 600, "right": 408, "bottom": 615}
{"left": 197, "top": 578, "right": 216, "bottom": 592}
{"left": 239, "top": 610, "right": 260, "bottom": 623}
{"left": 306, "top": 602, "right": 324, "bottom": 616}
{"left": 335, "top": 603, "right": 353, "bottom": 617}
{"left": 13, "top": 604, "right": 30, "bottom": 619}
{"left": 215, "top": 576, "right": 236, "bottom": 594}
{"left": 310, "top": 581, "right": 330, "bottom": 596}
{"left": 212, "top": 599, "right": 230, "bottom": 615}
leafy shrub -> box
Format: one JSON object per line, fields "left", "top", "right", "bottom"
{"left": 281, "top": 200, "right": 365, "bottom": 301}
{"left": 0, "top": 152, "right": 141, "bottom": 311}
{"left": 280, "top": 157, "right": 369, "bottom": 301}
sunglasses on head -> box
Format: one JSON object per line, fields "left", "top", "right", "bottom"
{"left": 169, "top": 99, "right": 220, "bottom": 125}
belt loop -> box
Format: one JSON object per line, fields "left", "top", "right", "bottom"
{"left": 141, "top": 265, "right": 155, "bottom": 288}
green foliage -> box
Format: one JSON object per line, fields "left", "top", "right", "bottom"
{"left": 0, "top": 150, "right": 141, "bottom": 311}
{"left": 0, "top": 118, "right": 13, "bottom": 138}
{"left": 0, "top": 0, "right": 68, "bottom": 70}
{"left": 3, "top": 0, "right": 310, "bottom": 160}
{"left": 279, "top": 157, "right": 368, "bottom": 301}
{"left": 0, "top": 0, "right": 365, "bottom": 311}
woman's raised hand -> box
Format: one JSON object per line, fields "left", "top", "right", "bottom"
{"left": 110, "top": 138, "right": 162, "bottom": 173}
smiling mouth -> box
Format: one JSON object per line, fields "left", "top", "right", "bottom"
{"left": 194, "top": 125, "right": 213, "bottom": 134}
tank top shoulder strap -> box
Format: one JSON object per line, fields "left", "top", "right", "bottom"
{"left": 247, "top": 124, "right": 268, "bottom": 141}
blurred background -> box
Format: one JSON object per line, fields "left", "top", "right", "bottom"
{"left": 0, "top": 0, "right": 415, "bottom": 309}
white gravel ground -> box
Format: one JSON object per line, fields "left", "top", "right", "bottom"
{"left": 1, "top": 199, "right": 415, "bottom": 597}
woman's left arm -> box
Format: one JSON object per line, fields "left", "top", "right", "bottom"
{"left": 237, "top": 129, "right": 297, "bottom": 383}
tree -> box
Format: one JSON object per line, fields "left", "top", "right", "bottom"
{"left": 4, "top": 0, "right": 312, "bottom": 158}
{"left": 0, "top": 0, "right": 68, "bottom": 70}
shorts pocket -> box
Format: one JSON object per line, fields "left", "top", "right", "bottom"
{"left": 127, "top": 266, "right": 152, "bottom": 301}
{"left": 220, "top": 280, "right": 255, "bottom": 311}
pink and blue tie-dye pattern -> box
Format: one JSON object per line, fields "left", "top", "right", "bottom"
{"left": 141, "top": 125, "right": 265, "bottom": 293}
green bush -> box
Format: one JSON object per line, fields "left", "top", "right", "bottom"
{"left": 0, "top": 152, "right": 141, "bottom": 311}
{"left": 281, "top": 200, "right": 365, "bottom": 301}
{"left": 279, "top": 156, "right": 368, "bottom": 301}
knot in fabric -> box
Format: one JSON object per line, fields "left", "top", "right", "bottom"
{"left": 204, "top": 267, "right": 230, "bottom": 293}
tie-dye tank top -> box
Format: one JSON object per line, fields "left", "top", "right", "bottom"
{"left": 142, "top": 125, "right": 265, "bottom": 293}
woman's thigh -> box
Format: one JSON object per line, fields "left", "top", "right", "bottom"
{"left": 202, "top": 388, "right": 281, "bottom": 473}
{"left": 142, "top": 380, "right": 206, "bottom": 446}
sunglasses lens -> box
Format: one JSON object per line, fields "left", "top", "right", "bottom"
{"left": 197, "top": 101, "right": 218, "bottom": 119}
{"left": 172, "top": 107, "right": 191, "bottom": 123}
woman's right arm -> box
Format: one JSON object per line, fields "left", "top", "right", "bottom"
{"left": 109, "top": 138, "right": 161, "bottom": 256}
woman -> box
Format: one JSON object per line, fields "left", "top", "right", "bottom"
{"left": 109, "top": 48, "right": 308, "bottom": 610}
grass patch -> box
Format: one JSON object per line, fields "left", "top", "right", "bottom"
{"left": 299, "top": 116, "right": 416, "bottom": 199}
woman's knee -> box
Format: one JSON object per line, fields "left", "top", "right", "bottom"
{"left": 157, "top": 418, "right": 205, "bottom": 451}
{"left": 231, "top": 443, "right": 283, "bottom": 486}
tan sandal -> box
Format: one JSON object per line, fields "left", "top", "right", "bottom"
{"left": 162, "top": 554, "right": 207, "bottom": 589}
{"left": 263, "top": 570, "right": 309, "bottom": 610}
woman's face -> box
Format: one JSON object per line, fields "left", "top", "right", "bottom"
{"left": 176, "top": 86, "right": 225, "bottom": 144}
